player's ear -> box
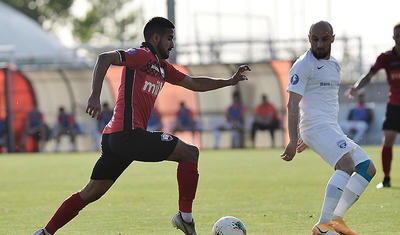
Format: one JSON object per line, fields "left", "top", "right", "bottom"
{"left": 331, "top": 34, "right": 335, "bottom": 43}
{"left": 308, "top": 34, "right": 311, "bottom": 43}
{"left": 150, "top": 33, "right": 160, "bottom": 45}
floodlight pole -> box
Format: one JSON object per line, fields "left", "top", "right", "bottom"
{"left": 167, "top": 0, "right": 177, "bottom": 64}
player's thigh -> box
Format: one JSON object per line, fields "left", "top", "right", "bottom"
{"left": 110, "top": 129, "right": 179, "bottom": 162}
{"left": 383, "top": 103, "right": 400, "bottom": 133}
{"left": 301, "top": 124, "right": 357, "bottom": 168}
{"left": 167, "top": 139, "right": 199, "bottom": 163}
{"left": 91, "top": 134, "right": 133, "bottom": 181}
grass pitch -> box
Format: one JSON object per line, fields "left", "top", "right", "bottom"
{"left": 0, "top": 147, "right": 399, "bottom": 235}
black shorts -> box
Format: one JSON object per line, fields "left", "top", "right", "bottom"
{"left": 91, "top": 128, "right": 179, "bottom": 181}
{"left": 383, "top": 103, "right": 400, "bottom": 132}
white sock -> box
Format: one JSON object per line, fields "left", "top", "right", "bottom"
{"left": 180, "top": 211, "right": 193, "bottom": 223}
{"left": 319, "top": 170, "right": 350, "bottom": 223}
{"left": 43, "top": 228, "right": 52, "bottom": 235}
{"left": 333, "top": 173, "right": 369, "bottom": 219}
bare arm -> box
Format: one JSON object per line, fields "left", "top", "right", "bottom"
{"left": 177, "top": 65, "right": 251, "bottom": 91}
{"left": 86, "top": 51, "right": 121, "bottom": 119}
{"left": 281, "top": 91, "right": 302, "bottom": 161}
{"left": 346, "top": 70, "right": 374, "bottom": 97}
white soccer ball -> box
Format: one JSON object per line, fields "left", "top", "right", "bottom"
{"left": 212, "top": 216, "right": 247, "bottom": 235}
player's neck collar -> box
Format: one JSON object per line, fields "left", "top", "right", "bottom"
{"left": 141, "top": 42, "right": 160, "bottom": 61}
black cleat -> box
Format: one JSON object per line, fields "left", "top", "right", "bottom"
{"left": 376, "top": 176, "right": 391, "bottom": 188}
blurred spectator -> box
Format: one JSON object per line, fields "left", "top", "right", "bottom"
{"left": 341, "top": 93, "right": 373, "bottom": 144}
{"left": 250, "top": 94, "right": 281, "bottom": 148}
{"left": 92, "top": 102, "right": 113, "bottom": 151}
{"left": 214, "top": 91, "right": 245, "bottom": 149}
{"left": 55, "top": 106, "right": 76, "bottom": 152}
{"left": 147, "top": 107, "right": 163, "bottom": 132}
{"left": 0, "top": 117, "right": 7, "bottom": 153}
{"left": 21, "top": 104, "right": 49, "bottom": 152}
{"left": 172, "top": 101, "right": 196, "bottom": 135}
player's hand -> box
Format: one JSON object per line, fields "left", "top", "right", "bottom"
{"left": 296, "top": 138, "right": 307, "bottom": 153}
{"left": 230, "top": 65, "right": 251, "bottom": 85}
{"left": 281, "top": 140, "right": 297, "bottom": 161}
{"left": 345, "top": 87, "right": 358, "bottom": 98}
{"left": 86, "top": 94, "right": 101, "bottom": 120}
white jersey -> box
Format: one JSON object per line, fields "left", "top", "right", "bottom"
{"left": 287, "top": 49, "right": 341, "bottom": 131}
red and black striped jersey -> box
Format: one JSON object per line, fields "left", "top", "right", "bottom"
{"left": 371, "top": 47, "right": 400, "bottom": 106}
{"left": 103, "top": 47, "right": 186, "bottom": 134}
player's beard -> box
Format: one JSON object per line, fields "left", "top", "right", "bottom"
{"left": 157, "top": 43, "right": 169, "bottom": 59}
{"left": 312, "top": 48, "right": 330, "bottom": 59}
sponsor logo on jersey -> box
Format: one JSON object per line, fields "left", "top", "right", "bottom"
{"left": 127, "top": 48, "right": 136, "bottom": 54}
{"left": 320, "top": 82, "right": 340, "bottom": 87}
{"left": 142, "top": 80, "right": 164, "bottom": 96}
{"left": 150, "top": 64, "right": 165, "bottom": 78}
{"left": 337, "top": 139, "right": 347, "bottom": 149}
{"left": 141, "top": 60, "right": 166, "bottom": 79}
{"left": 161, "top": 133, "right": 173, "bottom": 141}
{"left": 290, "top": 74, "right": 299, "bottom": 85}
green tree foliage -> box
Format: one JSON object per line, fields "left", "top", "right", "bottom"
{"left": 72, "top": 0, "right": 139, "bottom": 43}
{"left": 2, "top": 0, "right": 74, "bottom": 29}
{"left": 2, "top": 0, "right": 139, "bottom": 44}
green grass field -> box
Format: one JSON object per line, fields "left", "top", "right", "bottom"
{"left": 0, "top": 147, "right": 399, "bottom": 235}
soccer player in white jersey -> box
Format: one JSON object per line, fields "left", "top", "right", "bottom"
{"left": 281, "top": 21, "right": 376, "bottom": 235}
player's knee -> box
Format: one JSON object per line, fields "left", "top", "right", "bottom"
{"left": 383, "top": 139, "right": 394, "bottom": 147}
{"left": 80, "top": 180, "right": 112, "bottom": 203}
{"left": 187, "top": 145, "right": 199, "bottom": 163}
{"left": 335, "top": 154, "right": 355, "bottom": 175}
{"left": 355, "top": 159, "right": 375, "bottom": 182}
{"left": 368, "top": 161, "right": 376, "bottom": 178}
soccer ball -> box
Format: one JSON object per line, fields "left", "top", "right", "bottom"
{"left": 212, "top": 216, "right": 247, "bottom": 235}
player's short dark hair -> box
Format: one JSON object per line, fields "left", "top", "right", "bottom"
{"left": 394, "top": 23, "right": 400, "bottom": 32}
{"left": 143, "top": 17, "right": 175, "bottom": 41}
{"left": 309, "top": 21, "right": 334, "bottom": 35}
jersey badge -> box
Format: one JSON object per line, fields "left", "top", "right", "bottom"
{"left": 290, "top": 74, "right": 299, "bottom": 85}
{"left": 337, "top": 140, "right": 347, "bottom": 149}
{"left": 161, "top": 133, "right": 173, "bottom": 141}
{"left": 127, "top": 48, "right": 136, "bottom": 54}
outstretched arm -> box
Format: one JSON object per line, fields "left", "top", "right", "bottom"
{"left": 86, "top": 51, "right": 121, "bottom": 119}
{"left": 281, "top": 91, "right": 302, "bottom": 161}
{"left": 346, "top": 70, "right": 374, "bottom": 98}
{"left": 177, "top": 65, "right": 251, "bottom": 92}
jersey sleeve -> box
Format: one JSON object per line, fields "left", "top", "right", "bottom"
{"left": 287, "top": 60, "right": 312, "bottom": 96}
{"left": 370, "top": 53, "right": 385, "bottom": 75}
{"left": 116, "top": 48, "right": 146, "bottom": 70}
{"left": 165, "top": 62, "right": 187, "bottom": 85}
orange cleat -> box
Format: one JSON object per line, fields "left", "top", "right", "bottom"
{"left": 331, "top": 219, "right": 358, "bottom": 235}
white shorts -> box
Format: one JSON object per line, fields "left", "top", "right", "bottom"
{"left": 301, "top": 123, "right": 368, "bottom": 168}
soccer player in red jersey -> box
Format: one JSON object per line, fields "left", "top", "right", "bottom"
{"left": 33, "top": 17, "right": 250, "bottom": 235}
{"left": 347, "top": 23, "right": 400, "bottom": 188}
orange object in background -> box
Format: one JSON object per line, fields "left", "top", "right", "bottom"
{"left": 269, "top": 60, "right": 293, "bottom": 146}
{"left": 0, "top": 68, "right": 36, "bottom": 152}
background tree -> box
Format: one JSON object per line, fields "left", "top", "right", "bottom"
{"left": 72, "top": 0, "right": 140, "bottom": 44}
{"left": 2, "top": 0, "right": 74, "bottom": 30}
{"left": 2, "top": 0, "right": 140, "bottom": 45}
